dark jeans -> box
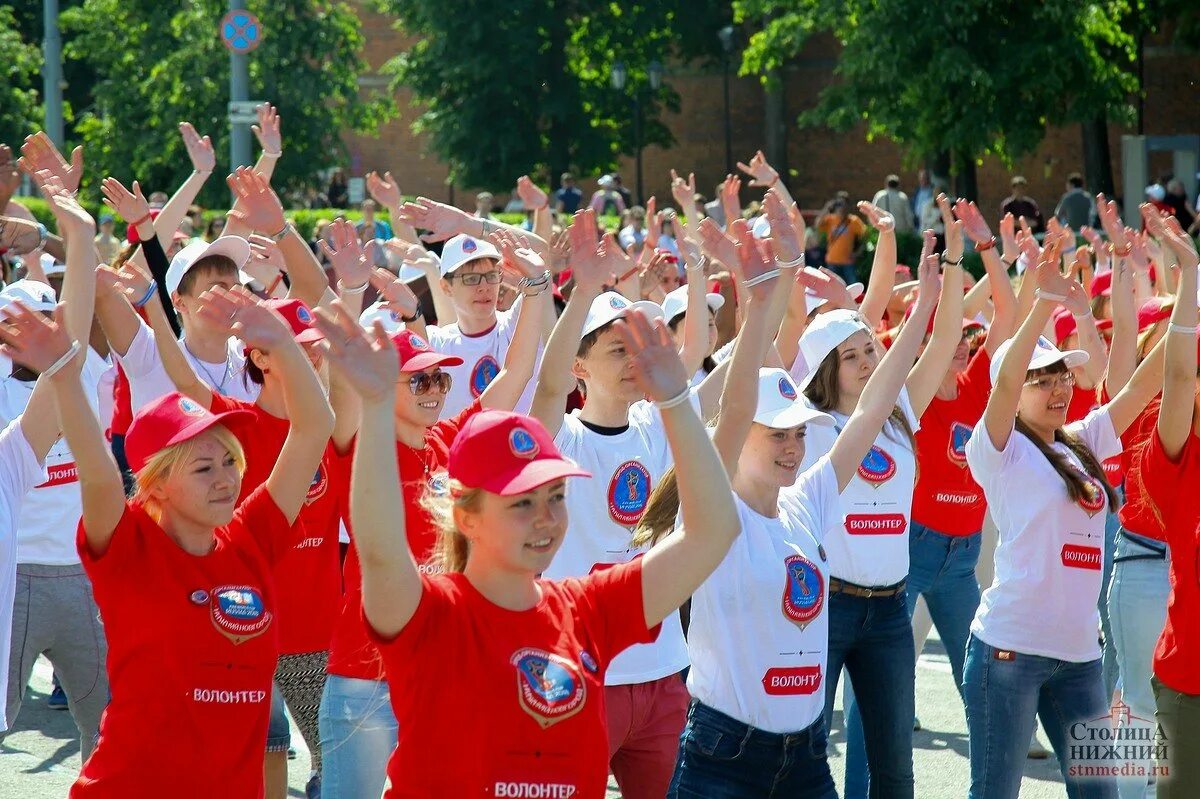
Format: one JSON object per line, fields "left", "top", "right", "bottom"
{"left": 1153, "top": 677, "right": 1200, "bottom": 799}
{"left": 823, "top": 589, "right": 916, "bottom": 799}
{"left": 668, "top": 701, "right": 837, "bottom": 799}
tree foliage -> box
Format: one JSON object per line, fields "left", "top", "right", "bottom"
{"left": 375, "top": 0, "right": 729, "bottom": 190}
{"left": 734, "top": 0, "right": 1141, "bottom": 167}
{"left": 57, "top": 0, "right": 391, "bottom": 205}
{"left": 0, "top": 5, "right": 43, "bottom": 148}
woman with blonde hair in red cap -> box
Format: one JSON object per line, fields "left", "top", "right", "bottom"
{"left": 0, "top": 284, "right": 333, "bottom": 797}
{"left": 311, "top": 272, "right": 737, "bottom": 796}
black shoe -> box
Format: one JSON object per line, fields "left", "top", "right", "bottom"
{"left": 305, "top": 773, "right": 320, "bottom": 799}
{"left": 287, "top": 745, "right": 297, "bottom": 761}
{"left": 47, "top": 685, "right": 68, "bottom": 710}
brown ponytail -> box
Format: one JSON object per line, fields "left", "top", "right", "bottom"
{"left": 1013, "top": 416, "right": 1118, "bottom": 509}
{"left": 420, "top": 480, "right": 482, "bottom": 573}
{"left": 630, "top": 467, "right": 681, "bottom": 548}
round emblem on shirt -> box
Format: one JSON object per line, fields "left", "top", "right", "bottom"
{"left": 1073, "top": 471, "right": 1106, "bottom": 517}
{"left": 856, "top": 445, "right": 897, "bottom": 486}
{"left": 509, "top": 428, "right": 540, "bottom": 459}
{"left": 781, "top": 553, "right": 824, "bottom": 630}
{"left": 462, "top": 238, "right": 478, "bottom": 254}
{"left": 470, "top": 355, "right": 501, "bottom": 398}
{"left": 580, "top": 650, "right": 598, "bottom": 674}
{"left": 607, "top": 460, "right": 652, "bottom": 527}
{"left": 510, "top": 648, "right": 586, "bottom": 729}
{"left": 948, "top": 422, "right": 972, "bottom": 466}
{"left": 189, "top": 589, "right": 210, "bottom": 605}
{"left": 609, "top": 295, "right": 628, "bottom": 310}
{"left": 295, "top": 306, "right": 313, "bottom": 324}
{"left": 428, "top": 471, "right": 449, "bottom": 496}
{"left": 305, "top": 463, "right": 328, "bottom": 505}
{"left": 178, "top": 397, "right": 206, "bottom": 417}
{"left": 778, "top": 376, "right": 798, "bottom": 400}
{"left": 209, "top": 585, "right": 272, "bottom": 645}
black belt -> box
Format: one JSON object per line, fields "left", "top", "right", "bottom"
{"left": 829, "top": 578, "right": 906, "bottom": 598}
{"left": 1113, "top": 529, "right": 1167, "bottom": 564}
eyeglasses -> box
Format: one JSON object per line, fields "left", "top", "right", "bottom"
{"left": 1023, "top": 372, "right": 1076, "bottom": 391}
{"left": 450, "top": 270, "right": 502, "bottom": 286}
{"left": 408, "top": 370, "right": 453, "bottom": 396}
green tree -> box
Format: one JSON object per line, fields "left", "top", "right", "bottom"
{"left": 374, "top": 0, "right": 728, "bottom": 190}
{"left": 0, "top": 5, "right": 42, "bottom": 148}
{"left": 58, "top": 0, "right": 391, "bottom": 205}
{"left": 735, "top": 0, "right": 1140, "bottom": 199}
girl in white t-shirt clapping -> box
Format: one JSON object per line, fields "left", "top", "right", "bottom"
{"left": 963, "top": 232, "right": 1164, "bottom": 799}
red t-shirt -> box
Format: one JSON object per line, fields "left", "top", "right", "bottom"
{"left": 1118, "top": 398, "right": 1166, "bottom": 540}
{"left": 1139, "top": 429, "right": 1200, "bottom": 694}
{"left": 72, "top": 487, "right": 299, "bottom": 798}
{"left": 110, "top": 365, "right": 133, "bottom": 438}
{"left": 326, "top": 399, "right": 484, "bottom": 681}
{"left": 371, "top": 560, "right": 658, "bottom": 798}
{"left": 210, "top": 394, "right": 347, "bottom": 655}
{"left": 1066, "top": 383, "right": 1100, "bottom": 424}
{"left": 911, "top": 348, "right": 990, "bottom": 535}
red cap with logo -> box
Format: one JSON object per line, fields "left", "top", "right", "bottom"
{"left": 1052, "top": 307, "right": 1078, "bottom": 344}
{"left": 390, "top": 329, "right": 464, "bottom": 373}
{"left": 449, "top": 411, "right": 591, "bottom": 496}
{"left": 243, "top": 298, "right": 325, "bottom": 354}
{"left": 125, "top": 392, "right": 255, "bottom": 473}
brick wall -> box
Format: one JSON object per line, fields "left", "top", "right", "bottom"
{"left": 347, "top": 9, "right": 1200, "bottom": 221}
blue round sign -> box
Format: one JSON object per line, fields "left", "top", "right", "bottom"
{"left": 221, "top": 11, "right": 262, "bottom": 55}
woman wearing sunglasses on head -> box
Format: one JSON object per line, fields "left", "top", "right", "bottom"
{"left": 962, "top": 231, "right": 1166, "bottom": 799}
{"left": 317, "top": 235, "right": 549, "bottom": 799}
{"left": 311, "top": 288, "right": 737, "bottom": 797}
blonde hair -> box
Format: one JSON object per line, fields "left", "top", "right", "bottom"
{"left": 1137, "top": 307, "right": 1173, "bottom": 361}
{"left": 631, "top": 466, "right": 680, "bottom": 548}
{"left": 421, "top": 480, "right": 483, "bottom": 573}
{"left": 132, "top": 426, "right": 246, "bottom": 522}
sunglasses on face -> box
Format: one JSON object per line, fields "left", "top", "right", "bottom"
{"left": 451, "top": 270, "right": 502, "bottom": 286}
{"left": 1023, "top": 372, "right": 1076, "bottom": 392}
{"left": 408, "top": 370, "right": 453, "bottom": 395}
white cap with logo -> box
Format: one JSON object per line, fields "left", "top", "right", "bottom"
{"left": 439, "top": 233, "right": 501, "bottom": 278}
{"left": 989, "top": 336, "right": 1089, "bottom": 386}
{"left": 581, "top": 291, "right": 665, "bottom": 339}
{"left": 797, "top": 309, "right": 873, "bottom": 391}
{"left": 358, "top": 302, "right": 405, "bottom": 334}
{"left": 165, "top": 236, "right": 253, "bottom": 295}
{"left": 0, "top": 280, "right": 58, "bottom": 313}
{"left": 661, "top": 285, "right": 725, "bottom": 324}
{"left": 753, "top": 368, "right": 835, "bottom": 429}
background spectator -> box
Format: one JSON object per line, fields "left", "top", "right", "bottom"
{"left": 911, "top": 169, "right": 934, "bottom": 230}
{"left": 872, "top": 173, "right": 915, "bottom": 232}
{"left": 817, "top": 196, "right": 867, "bottom": 284}
{"left": 610, "top": 173, "right": 633, "bottom": 209}
{"left": 94, "top": 214, "right": 121, "bottom": 264}
{"left": 553, "top": 172, "right": 582, "bottom": 214}
{"left": 1055, "top": 173, "right": 1096, "bottom": 229}
{"left": 588, "top": 174, "right": 626, "bottom": 216}
{"left": 327, "top": 169, "right": 349, "bottom": 208}
{"left": 999, "top": 176, "right": 1044, "bottom": 232}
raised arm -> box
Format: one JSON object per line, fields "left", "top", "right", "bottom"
{"left": 366, "top": 170, "right": 419, "bottom": 245}
{"left": 677, "top": 239, "right": 711, "bottom": 375}
{"left": 385, "top": 240, "right": 454, "bottom": 327}
{"left": 398, "top": 196, "right": 548, "bottom": 253}
{"left": 669, "top": 169, "right": 701, "bottom": 244}
{"left": 516, "top": 176, "right": 553, "bottom": 246}
{"left": 153, "top": 123, "right": 214, "bottom": 250}
{"left": 314, "top": 304, "right": 421, "bottom": 638}
{"left": 718, "top": 174, "right": 741, "bottom": 228}
{"left": 1067, "top": 248, "right": 1109, "bottom": 388}
{"left": 832, "top": 257, "right": 938, "bottom": 490}
{"left": 905, "top": 201, "right": 965, "bottom": 416}
{"left": 956, "top": 200, "right": 1017, "bottom": 352}
{"left": 477, "top": 231, "right": 551, "bottom": 410}
{"left": 738, "top": 150, "right": 795, "bottom": 209}
{"left": 1145, "top": 207, "right": 1198, "bottom": 457}
{"left": 856, "top": 201, "right": 899, "bottom": 328}
{"left": 224, "top": 105, "right": 283, "bottom": 240}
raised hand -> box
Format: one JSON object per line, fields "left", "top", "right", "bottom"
{"left": 1097, "top": 194, "right": 1129, "bottom": 253}
{"left": 698, "top": 217, "right": 740, "bottom": 272}
{"left": 1143, "top": 203, "right": 1199, "bottom": 269}
{"left": 492, "top": 229, "right": 545, "bottom": 279}
{"left": 611, "top": 309, "right": 689, "bottom": 403}
{"left": 798, "top": 267, "right": 857, "bottom": 310}
{"left": 953, "top": 199, "right": 993, "bottom": 244}
{"left": 1080, "top": 225, "right": 1102, "bottom": 250}
{"left": 180, "top": 123, "right": 215, "bottom": 174}
{"left": 999, "top": 212, "right": 1018, "bottom": 259}
{"left": 550, "top": 228, "right": 571, "bottom": 272}
{"left": 383, "top": 239, "right": 439, "bottom": 273}
{"left": 736, "top": 150, "right": 779, "bottom": 188}
{"left": 937, "top": 193, "right": 963, "bottom": 260}
{"left": 566, "top": 209, "right": 607, "bottom": 290}
{"left": 720, "top": 174, "right": 741, "bottom": 207}
{"left": 0, "top": 302, "right": 77, "bottom": 377}
{"left": 18, "top": 132, "right": 83, "bottom": 194}
{"left": 0, "top": 216, "right": 44, "bottom": 254}
{"left": 96, "top": 258, "right": 153, "bottom": 300}
{"left": 1035, "top": 235, "right": 1088, "bottom": 315}
{"left": 366, "top": 170, "right": 402, "bottom": 209}
{"left": 516, "top": 175, "right": 548, "bottom": 210}
{"left": 226, "top": 166, "right": 285, "bottom": 234}
{"left": 0, "top": 145, "right": 21, "bottom": 206}
{"left": 245, "top": 235, "right": 288, "bottom": 287}
{"left": 101, "top": 177, "right": 151, "bottom": 225}
{"left": 764, "top": 192, "right": 802, "bottom": 264}
{"left": 251, "top": 103, "right": 282, "bottom": 155}
{"left": 919, "top": 227, "right": 936, "bottom": 267}
{"left": 644, "top": 196, "right": 659, "bottom": 249}
{"left": 638, "top": 251, "right": 672, "bottom": 299}
{"left": 368, "top": 267, "right": 420, "bottom": 319}
{"left": 44, "top": 175, "right": 95, "bottom": 239}
{"left": 397, "top": 197, "right": 472, "bottom": 243}
{"left": 194, "top": 286, "right": 293, "bottom": 351}
{"left": 669, "top": 169, "right": 697, "bottom": 213}
{"left": 320, "top": 218, "right": 374, "bottom": 288}
{"left": 912, "top": 252, "right": 942, "bottom": 314}
{"left": 312, "top": 301, "right": 399, "bottom": 402}
{"left": 599, "top": 232, "right": 636, "bottom": 285}
{"left": 857, "top": 201, "right": 895, "bottom": 234}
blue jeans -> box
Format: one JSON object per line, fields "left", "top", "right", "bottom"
{"left": 668, "top": 701, "right": 837, "bottom": 799}
{"left": 318, "top": 675, "right": 397, "bottom": 799}
{"left": 963, "top": 635, "right": 1116, "bottom": 799}
{"left": 843, "top": 524, "right": 982, "bottom": 799}
{"left": 266, "top": 683, "right": 290, "bottom": 751}
{"left": 823, "top": 589, "right": 915, "bottom": 799}
{"left": 1106, "top": 528, "right": 1169, "bottom": 799}
{"left": 1099, "top": 486, "right": 1124, "bottom": 701}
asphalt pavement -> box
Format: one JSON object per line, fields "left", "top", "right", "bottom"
{"left": 1, "top": 632, "right": 1069, "bottom": 798}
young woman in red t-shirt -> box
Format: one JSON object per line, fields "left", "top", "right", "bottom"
{"left": 1, "top": 287, "right": 333, "bottom": 797}
{"left": 1127, "top": 207, "right": 1200, "bottom": 797}
{"left": 312, "top": 265, "right": 737, "bottom": 798}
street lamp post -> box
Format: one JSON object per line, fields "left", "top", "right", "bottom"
{"left": 611, "top": 60, "right": 663, "bottom": 206}
{"left": 718, "top": 26, "right": 735, "bottom": 176}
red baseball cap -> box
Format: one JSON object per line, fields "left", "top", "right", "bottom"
{"left": 391, "top": 329, "right": 464, "bottom": 373}
{"left": 125, "top": 209, "right": 162, "bottom": 244}
{"left": 1137, "top": 297, "right": 1173, "bottom": 333}
{"left": 1090, "top": 270, "right": 1112, "bottom": 298}
{"left": 243, "top": 299, "right": 325, "bottom": 354}
{"left": 1052, "top": 307, "right": 1078, "bottom": 344}
{"left": 125, "top": 392, "right": 254, "bottom": 473}
{"left": 449, "top": 411, "right": 591, "bottom": 496}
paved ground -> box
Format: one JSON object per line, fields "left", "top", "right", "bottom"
{"left": 0, "top": 633, "right": 1070, "bottom": 798}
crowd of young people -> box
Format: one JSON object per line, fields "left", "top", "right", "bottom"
{"left": 0, "top": 109, "right": 1197, "bottom": 799}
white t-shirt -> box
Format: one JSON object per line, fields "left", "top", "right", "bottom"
{"left": 0, "top": 350, "right": 109, "bottom": 565}
{"left": 119, "top": 320, "right": 259, "bottom": 412}
{"left": 424, "top": 306, "right": 540, "bottom": 417}
{"left": 0, "top": 419, "right": 51, "bottom": 732}
{"left": 688, "top": 456, "right": 840, "bottom": 733}
{"left": 966, "top": 408, "right": 1119, "bottom": 662}
{"left": 799, "top": 388, "right": 920, "bottom": 587}
{"left": 543, "top": 398, "right": 699, "bottom": 685}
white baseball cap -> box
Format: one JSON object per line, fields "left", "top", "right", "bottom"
{"left": 751, "top": 215, "right": 771, "bottom": 239}
{"left": 661, "top": 285, "right": 725, "bottom": 324}
{"left": 39, "top": 253, "right": 65, "bottom": 278}
{"left": 796, "top": 308, "right": 873, "bottom": 391}
{"left": 753, "top": 368, "right": 835, "bottom": 429}
{"left": 358, "top": 302, "right": 404, "bottom": 334}
{"left": 989, "top": 335, "right": 1089, "bottom": 386}
{"left": 581, "top": 291, "right": 665, "bottom": 339}
{"left": 166, "top": 236, "right": 252, "bottom": 295}
{"left": 439, "top": 233, "right": 500, "bottom": 277}
{"left": 0, "top": 280, "right": 58, "bottom": 313}
{"left": 804, "top": 291, "right": 828, "bottom": 316}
